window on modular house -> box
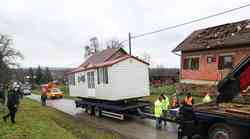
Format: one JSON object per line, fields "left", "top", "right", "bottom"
{"left": 68, "top": 74, "right": 75, "bottom": 86}
{"left": 87, "top": 72, "right": 95, "bottom": 88}
{"left": 97, "top": 67, "right": 109, "bottom": 84}
{"left": 78, "top": 75, "right": 85, "bottom": 83}
{"left": 218, "top": 55, "right": 233, "bottom": 70}
{"left": 78, "top": 76, "right": 81, "bottom": 83}
{"left": 81, "top": 75, "right": 85, "bottom": 82}
{"left": 183, "top": 57, "right": 199, "bottom": 70}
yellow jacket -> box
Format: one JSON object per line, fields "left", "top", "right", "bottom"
{"left": 203, "top": 95, "right": 212, "bottom": 103}
{"left": 154, "top": 99, "right": 162, "bottom": 118}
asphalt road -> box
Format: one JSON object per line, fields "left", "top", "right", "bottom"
{"left": 27, "top": 94, "right": 178, "bottom": 139}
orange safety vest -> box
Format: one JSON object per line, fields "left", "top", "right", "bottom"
{"left": 185, "top": 96, "right": 193, "bottom": 106}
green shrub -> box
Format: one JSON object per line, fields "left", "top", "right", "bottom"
{"left": 150, "top": 85, "right": 176, "bottom": 95}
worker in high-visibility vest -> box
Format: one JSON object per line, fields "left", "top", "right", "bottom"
{"left": 202, "top": 92, "right": 212, "bottom": 103}
{"left": 154, "top": 95, "right": 163, "bottom": 129}
{"left": 161, "top": 94, "right": 170, "bottom": 126}
{"left": 184, "top": 93, "right": 194, "bottom": 106}
{"left": 171, "top": 94, "right": 180, "bottom": 109}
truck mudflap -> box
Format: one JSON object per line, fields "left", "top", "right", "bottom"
{"left": 136, "top": 108, "right": 180, "bottom": 123}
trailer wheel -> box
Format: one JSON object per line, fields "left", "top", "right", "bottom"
{"left": 94, "top": 106, "right": 101, "bottom": 117}
{"left": 86, "top": 105, "right": 93, "bottom": 115}
{"left": 208, "top": 123, "right": 240, "bottom": 139}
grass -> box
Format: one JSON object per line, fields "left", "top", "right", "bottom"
{"left": 150, "top": 85, "right": 176, "bottom": 95}
{"left": 32, "top": 89, "right": 41, "bottom": 95}
{"left": 0, "top": 98, "right": 121, "bottom": 139}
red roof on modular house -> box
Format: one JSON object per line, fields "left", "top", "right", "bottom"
{"left": 173, "top": 19, "right": 250, "bottom": 52}
{"left": 68, "top": 48, "right": 149, "bottom": 74}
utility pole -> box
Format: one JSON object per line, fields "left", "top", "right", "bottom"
{"left": 129, "top": 32, "right": 132, "bottom": 55}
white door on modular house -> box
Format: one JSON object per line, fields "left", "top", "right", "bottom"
{"left": 87, "top": 71, "right": 96, "bottom": 97}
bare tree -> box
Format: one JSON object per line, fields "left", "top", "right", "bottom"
{"left": 0, "top": 34, "right": 23, "bottom": 83}
{"left": 90, "top": 37, "right": 99, "bottom": 53}
{"left": 84, "top": 45, "right": 92, "bottom": 58}
{"left": 106, "top": 39, "right": 124, "bottom": 48}
{"left": 84, "top": 37, "right": 101, "bottom": 58}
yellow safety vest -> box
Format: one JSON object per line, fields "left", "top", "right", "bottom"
{"left": 161, "top": 96, "right": 170, "bottom": 110}
{"left": 154, "top": 99, "right": 162, "bottom": 118}
{"left": 203, "top": 95, "right": 212, "bottom": 103}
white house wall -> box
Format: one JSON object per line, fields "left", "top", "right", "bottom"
{"left": 107, "top": 58, "right": 150, "bottom": 100}
{"left": 69, "top": 71, "right": 88, "bottom": 97}
{"left": 69, "top": 58, "right": 150, "bottom": 101}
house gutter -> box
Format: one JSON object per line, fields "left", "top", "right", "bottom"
{"left": 172, "top": 51, "right": 181, "bottom": 56}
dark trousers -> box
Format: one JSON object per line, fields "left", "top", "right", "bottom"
{"left": 41, "top": 99, "right": 46, "bottom": 106}
{"left": 3, "top": 106, "right": 17, "bottom": 123}
{"left": 156, "top": 118, "right": 162, "bottom": 129}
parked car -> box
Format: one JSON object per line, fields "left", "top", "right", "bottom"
{"left": 23, "top": 87, "right": 32, "bottom": 95}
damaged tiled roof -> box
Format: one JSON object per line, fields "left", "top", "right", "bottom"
{"left": 67, "top": 48, "right": 149, "bottom": 74}
{"left": 79, "top": 48, "right": 126, "bottom": 67}
{"left": 173, "top": 19, "right": 250, "bottom": 52}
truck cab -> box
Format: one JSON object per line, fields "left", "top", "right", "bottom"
{"left": 178, "top": 54, "right": 250, "bottom": 139}
{"left": 41, "top": 83, "right": 64, "bottom": 99}
{"left": 47, "top": 88, "right": 64, "bottom": 98}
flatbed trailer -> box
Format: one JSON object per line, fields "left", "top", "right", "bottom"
{"left": 178, "top": 54, "right": 250, "bottom": 139}
{"left": 75, "top": 97, "right": 179, "bottom": 123}
{"left": 75, "top": 97, "right": 152, "bottom": 120}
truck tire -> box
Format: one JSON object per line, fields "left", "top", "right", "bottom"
{"left": 94, "top": 106, "right": 101, "bottom": 117}
{"left": 208, "top": 123, "right": 240, "bottom": 139}
{"left": 86, "top": 105, "right": 93, "bottom": 115}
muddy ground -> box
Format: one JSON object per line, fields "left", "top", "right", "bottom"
{"left": 27, "top": 94, "right": 178, "bottom": 139}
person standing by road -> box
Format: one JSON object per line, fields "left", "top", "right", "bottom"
{"left": 15, "top": 83, "right": 23, "bottom": 100}
{"left": 0, "top": 83, "right": 6, "bottom": 111}
{"left": 2, "top": 87, "right": 20, "bottom": 124}
{"left": 154, "top": 95, "right": 163, "bottom": 129}
{"left": 184, "top": 93, "right": 194, "bottom": 106}
{"left": 171, "top": 94, "right": 180, "bottom": 109}
{"left": 0, "top": 83, "right": 5, "bottom": 104}
{"left": 160, "top": 94, "right": 169, "bottom": 127}
{"left": 202, "top": 92, "right": 212, "bottom": 103}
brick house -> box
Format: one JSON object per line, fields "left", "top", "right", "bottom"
{"left": 173, "top": 19, "right": 250, "bottom": 85}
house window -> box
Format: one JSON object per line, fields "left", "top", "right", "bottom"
{"left": 68, "top": 74, "right": 75, "bottom": 86}
{"left": 81, "top": 75, "right": 85, "bottom": 82}
{"left": 97, "top": 67, "right": 109, "bottom": 84}
{"left": 78, "top": 75, "right": 85, "bottom": 83}
{"left": 218, "top": 55, "right": 233, "bottom": 70}
{"left": 87, "top": 72, "right": 95, "bottom": 88}
{"left": 78, "top": 76, "right": 81, "bottom": 83}
{"left": 183, "top": 57, "right": 199, "bottom": 70}
{"left": 207, "top": 56, "right": 216, "bottom": 64}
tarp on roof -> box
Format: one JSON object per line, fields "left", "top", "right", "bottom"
{"left": 173, "top": 19, "right": 250, "bottom": 52}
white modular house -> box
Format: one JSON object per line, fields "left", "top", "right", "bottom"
{"left": 68, "top": 48, "right": 150, "bottom": 101}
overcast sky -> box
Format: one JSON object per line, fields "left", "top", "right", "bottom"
{"left": 0, "top": 0, "right": 250, "bottom": 68}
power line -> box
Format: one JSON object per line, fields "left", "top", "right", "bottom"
{"left": 132, "top": 3, "right": 250, "bottom": 39}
